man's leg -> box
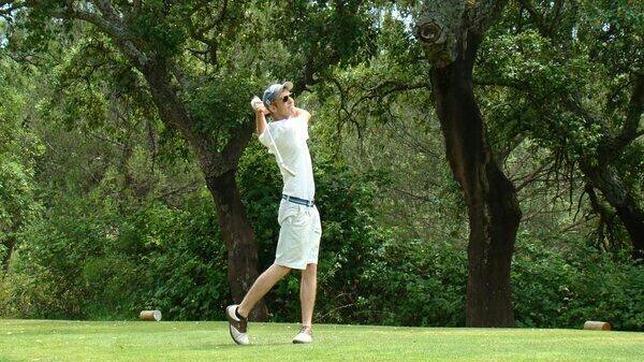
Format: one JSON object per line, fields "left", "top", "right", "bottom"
{"left": 226, "top": 263, "right": 290, "bottom": 345}
{"left": 300, "top": 263, "right": 317, "bottom": 327}
{"left": 236, "top": 263, "right": 291, "bottom": 318}
{"left": 292, "top": 263, "right": 317, "bottom": 344}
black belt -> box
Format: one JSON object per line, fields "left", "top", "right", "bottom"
{"left": 282, "top": 194, "right": 315, "bottom": 207}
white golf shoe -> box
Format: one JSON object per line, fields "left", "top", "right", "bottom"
{"left": 225, "top": 305, "right": 250, "bottom": 345}
{"left": 292, "top": 325, "right": 313, "bottom": 344}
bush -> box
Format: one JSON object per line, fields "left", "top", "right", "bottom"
{"left": 6, "top": 191, "right": 229, "bottom": 321}
{"left": 0, "top": 270, "right": 55, "bottom": 318}
{"left": 356, "top": 237, "right": 467, "bottom": 327}
{"left": 240, "top": 143, "right": 468, "bottom": 326}
{"left": 238, "top": 142, "right": 391, "bottom": 323}
{"left": 512, "top": 236, "right": 643, "bottom": 331}
{"left": 5, "top": 142, "right": 641, "bottom": 330}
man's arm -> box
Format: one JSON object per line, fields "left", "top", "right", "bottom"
{"left": 251, "top": 96, "right": 270, "bottom": 135}
{"left": 255, "top": 108, "right": 269, "bottom": 135}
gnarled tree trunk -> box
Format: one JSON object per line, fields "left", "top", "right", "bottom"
{"left": 431, "top": 34, "right": 521, "bottom": 327}
{"left": 207, "top": 170, "right": 268, "bottom": 320}
{"left": 141, "top": 62, "right": 268, "bottom": 320}
{"left": 583, "top": 164, "right": 644, "bottom": 260}
{"left": 416, "top": 0, "right": 521, "bottom": 326}
{"left": 587, "top": 74, "right": 644, "bottom": 260}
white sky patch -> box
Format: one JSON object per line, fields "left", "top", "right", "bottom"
{"left": 0, "top": 19, "right": 7, "bottom": 48}
{"left": 392, "top": 7, "right": 415, "bottom": 33}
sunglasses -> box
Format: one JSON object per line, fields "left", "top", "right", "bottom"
{"left": 281, "top": 94, "right": 292, "bottom": 103}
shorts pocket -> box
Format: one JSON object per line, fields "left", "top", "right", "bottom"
{"left": 283, "top": 210, "right": 308, "bottom": 228}
{"left": 278, "top": 201, "right": 301, "bottom": 225}
{"left": 313, "top": 207, "right": 322, "bottom": 235}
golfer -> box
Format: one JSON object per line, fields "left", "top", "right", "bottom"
{"left": 226, "top": 82, "right": 322, "bottom": 345}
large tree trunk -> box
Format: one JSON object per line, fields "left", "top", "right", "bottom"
{"left": 207, "top": 170, "right": 268, "bottom": 320}
{"left": 431, "top": 34, "right": 522, "bottom": 327}
{"left": 141, "top": 62, "right": 267, "bottom": 320}
{"left": 415, "top": 0, "right": 517, "bottom": 326}
{"left": 583, "top": 165, "right": 644, "bottom": 260}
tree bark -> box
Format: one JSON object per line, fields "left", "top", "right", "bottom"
{"left": 207, "top": 169, "right": 268, "bottom": 320}
{"left": 430, "top": 33, "right": 521, "bottom": 327}
{"left": 416, "top": 0, "right": 519, "bottom": 326}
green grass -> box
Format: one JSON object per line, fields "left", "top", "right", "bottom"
{"left": 0, "top": 319, "right": 642, "bottom": 361}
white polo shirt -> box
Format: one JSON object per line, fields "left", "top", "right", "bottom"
{"left": 258, "top": 114, "right": 315, "bottom": 201}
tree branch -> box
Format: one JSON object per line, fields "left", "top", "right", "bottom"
{"left": 466, "top": 0, "right": 509, "bottom": 35}
{"left": 476, "top": 74, "right": 640, "bottom": 163}
{"left": 517, "top": 0, "right": 547, "bottom": 35}
{"left": 549, "top": 0, "right": 564, "bottom": 30}
{"left": 350, "top": 80, "right": 429, "bottom": 113}
{"left": 169, "top": 63, "right": 190, "bottom": 94}
{"left": 186, "top": 0, "right": 229, "bottom": 66}
{"left": 612, "top": 73, "right": 644, "bottom": 153}
{"left": 90, "top": 0, "right": 122, "bottom": 24}
{"left": 48, "top": 3, "right": 148, "bottom": 67}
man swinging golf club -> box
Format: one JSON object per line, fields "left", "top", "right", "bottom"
{"left": 226, "top": 81, "right": 322, "bottom": 345}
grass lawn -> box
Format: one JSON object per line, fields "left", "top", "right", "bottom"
{"left": 0, "top": 319, "right": 642, "bottom": 361}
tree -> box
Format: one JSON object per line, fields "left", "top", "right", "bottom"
{"left": 414, "top": 0, "right": 521, "bottom": 326}
{"left": 4, "top": 0, "right": 378, "bottom": 319}
{"left": 2, "top": 0, "right": 273, "bottom": 318}
{"left": 479, "top": 0, "right": 643, "bottom": 259}
{"left": 524, "top": 0, "right": 642, "bottom": 260}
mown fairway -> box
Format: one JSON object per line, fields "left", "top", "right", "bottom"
{"left": 0, "top": 320, "right": 642, "bottom": 361}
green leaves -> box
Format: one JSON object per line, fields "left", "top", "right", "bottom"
{"left": 479, "top": 2, "right": 641, "bottom": 163}
{"left": 0, "top": 55, "right": 43, "bottom": 271}
{"left": 127, "top": 1, "right": 189, "bottom": 59}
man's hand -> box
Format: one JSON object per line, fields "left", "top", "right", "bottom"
{"left": 256, "top": 106, "right": 270, "bottom": 116}
{"left": 251, "top": 96, "right": 270, "bottom": 115}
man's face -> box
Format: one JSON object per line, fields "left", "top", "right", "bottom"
{"left": 269, "top": 90, "right": 294, "bottom": 118}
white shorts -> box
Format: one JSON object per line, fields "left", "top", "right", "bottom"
{"left": 275, "top": 199, "right": 322, "bottom": 270}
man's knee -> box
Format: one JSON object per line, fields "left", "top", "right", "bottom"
{"left": 272, "top": 263, "right": 292, "bottom": 277}
{"left": 302, "top": 263, "right": 317, "bottom": 279}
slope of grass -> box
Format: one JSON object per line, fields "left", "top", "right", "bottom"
{"left": 1, "top": 319, "right": 642, "bottom": 361}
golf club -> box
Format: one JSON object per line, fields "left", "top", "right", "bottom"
{"left": 251, "top": 96, "right": 297, "bottom": 177}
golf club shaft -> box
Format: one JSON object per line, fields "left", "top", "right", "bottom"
{"left": 264, "top": 123, "right": 297, "bottom": 177}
